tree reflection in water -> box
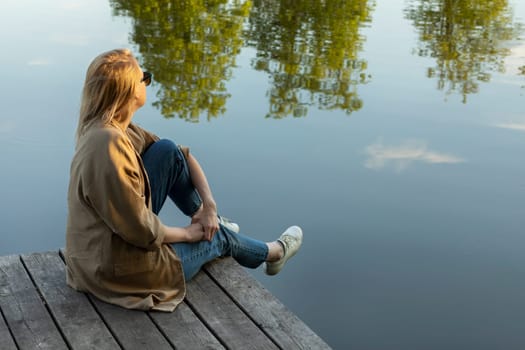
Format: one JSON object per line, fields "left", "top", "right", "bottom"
{"left": 110, "top": 0, "right": 251, "bottom": 121}
{"left": 110, "top": 0, "right": 375, "bottom": 121}
{"left": 244, "top": 0, "right": 375, "bottom": 118}
{"left": 405, "top": 0, "right": 522, "bottom": 103}
{"left": 110, "top": 1, "right": 523, "bottom": 119}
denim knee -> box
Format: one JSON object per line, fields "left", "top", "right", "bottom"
{"left": 143, "top": 138, "right": 200, "bottom": 215}
{"left": 154, "top": 139, "right": 185, "bottom": 163}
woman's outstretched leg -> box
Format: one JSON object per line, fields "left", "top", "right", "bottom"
{"left": 171, "top": 225, "right": 268, "bottom": 281}
{"left": 171, "top": 225, "right": 303, "bottom": 281}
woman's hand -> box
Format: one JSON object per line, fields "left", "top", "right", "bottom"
{"left": 185, "top": 223, "right": 207, "bottom": 242}
{"left": 191, "top": 203, "right": 219, "bottom": 241}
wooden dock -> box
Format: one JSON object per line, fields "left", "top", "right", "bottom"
{"left": 0, "top": 251, "right": 331, "bottom": 349}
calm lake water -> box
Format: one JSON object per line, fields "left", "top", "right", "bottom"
{"left": 2, "top": 0, "right": 525, "bottom": 349}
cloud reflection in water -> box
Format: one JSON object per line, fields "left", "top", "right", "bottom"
{"left": 494, "top": 122, "right": 525, "bottom": 132}
{"left": 365, "top": 139, "right": 465, "bottom": 172}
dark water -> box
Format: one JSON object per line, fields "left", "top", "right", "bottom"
{"left": 2, "top": 0, "right": 525, "bottom": 348}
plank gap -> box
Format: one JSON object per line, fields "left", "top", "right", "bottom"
{"left": 85, "top": 293, "right": 126, "bottom": 349}
{"left": 203, "top": 266, "right": 283, "bottom": 350}
{"left": 0, "top": 302, "right": 19, "bottom": 350}
{"left": 56, "top": 250, "right": 124, "bottom": 350}
{"left": 145, "top": 312, "right": 176, "bottom": 349}
{"left": 204, "top": 258, "right": 332, "bottom": 349}
{"left": 183, "top": 297, "right": 230, "bottom": 350}
{"left": 19, "top": 256, "right": 72, "bottom": 350}
{"left": 58, "top": 248, "right": 65, "bottom": 261}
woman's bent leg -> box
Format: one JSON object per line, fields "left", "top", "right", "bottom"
{"left": 142, "top": 139, "right": 201, "bottom": 216}
{"left": 171, "top": 225, "right": 269, "bottom": 281}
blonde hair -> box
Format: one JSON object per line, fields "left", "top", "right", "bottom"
{"left": 76, "top": 49, "right": 141, "bottom": 141}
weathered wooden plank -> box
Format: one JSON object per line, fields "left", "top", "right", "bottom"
{"left": 59, "top": 248, "right": 222, "bottom": 348}
{"left": 89, "top": 296, "right": 172, "bottom": 350}
{"left": 185, "top": 270, "right": 278, "bottom": 350}
{"left": 149, "top": 301, "right": 225, "bottom": 349}
{"left": 0, "top": 309, "right": 17, "bottom": 350}
{"left": 4, "top": 249, "right": 328, "bottom": 350}
{"left": 0, "top": 255, "right": 68, "bottom": 349}
{"left": 21, "top": 252, "right": 120, "bottom": 350}
{"left": 204, "top": 258, "right": 332, "bottom": 350}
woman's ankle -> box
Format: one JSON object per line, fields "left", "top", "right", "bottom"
{"left": 266, "top": 241, "right": 284, "bottom": 262}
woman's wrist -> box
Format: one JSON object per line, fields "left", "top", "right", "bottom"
{"left": 162, "top": 225, "right": 190, "bottom": 243}
{"left": 202, "top": 198, "right": 217, "bottom": 211}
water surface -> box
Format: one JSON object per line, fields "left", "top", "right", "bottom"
{"left": 1, "top": 1, "right": 525, "bottom": 349}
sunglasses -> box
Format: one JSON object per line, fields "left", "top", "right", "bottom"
{"left": 141, "top": 71, "right": 152, "bottom": 86}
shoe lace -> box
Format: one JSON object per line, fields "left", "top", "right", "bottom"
{"left": 279, "top": 235, "right": 298, "bottom": 255}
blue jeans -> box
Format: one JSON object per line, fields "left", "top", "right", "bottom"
{"left": 141, "top": 139, "right": 268, "bottom": 281}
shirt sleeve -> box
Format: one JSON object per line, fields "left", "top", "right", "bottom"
{"left": 85, "top": 129, "right": 166, "bottom": 250}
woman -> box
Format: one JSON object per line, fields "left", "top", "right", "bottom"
{"left": 65, "top": 49, "right": 303, "bottom": 312}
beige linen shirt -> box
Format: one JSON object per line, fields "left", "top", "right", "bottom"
{"left": 65, "top": 121, "right": 185, "bottom": 312}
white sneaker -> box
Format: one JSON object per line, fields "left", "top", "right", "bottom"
{"left": 218, "top": 215, "right": 240, "bottom": 233}
{"left": 264, "top": 226, "right": 303, "bottom": 276}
